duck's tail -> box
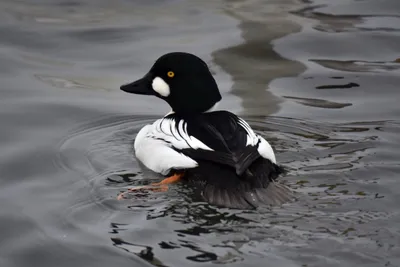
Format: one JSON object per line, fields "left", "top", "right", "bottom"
{"left": 200, "top": 180, "right": 294, "bottom": 209}
{"left": 185, "top": 158, "right": 295, "bottom": 209}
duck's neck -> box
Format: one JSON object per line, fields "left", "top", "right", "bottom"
{"left": 165, "top": 101, "right": 220, "bottom": 117}
{"left": 204, "top": 101, "right": 219, "bottom": 113}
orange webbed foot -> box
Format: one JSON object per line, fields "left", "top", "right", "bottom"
{"left": 117, "top": 173, "right": 184, "bottom": 200}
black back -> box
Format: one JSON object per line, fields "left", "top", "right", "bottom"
{"left": 166, "top": 111, "right": 261, "bottom": 177}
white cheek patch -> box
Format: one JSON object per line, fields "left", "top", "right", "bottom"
{"left": 152, "top": 77, "right": 170, "bottom": 97}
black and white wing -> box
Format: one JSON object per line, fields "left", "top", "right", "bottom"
{"left": 134, "top": 111, "right": 276, "bottom": 176}
{"left": 177, "top": 111, "right": 276, "bottom": 175}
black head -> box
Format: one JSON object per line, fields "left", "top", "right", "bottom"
{"left": 120, "top": 52, "right": 221, "bottom": 114}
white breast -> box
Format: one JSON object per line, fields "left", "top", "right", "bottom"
{"left": 134, "top": 118, "right": 212, "bottom": 175}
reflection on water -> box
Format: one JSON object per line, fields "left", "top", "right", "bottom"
{"left": 312, "top": 59, "right": 400, "bottom": 73}
{"left": 1, "top": 0, "right": 400, "bottom": 267}
{"left": 283, "top": 95, "right": 352, "bottom": 109}
{"left": 213, "top": 0, "right": 305, "bottom": 116}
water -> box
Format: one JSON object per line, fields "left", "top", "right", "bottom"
{"left": 1, "top": 0, "right": 400, "bottom": 266}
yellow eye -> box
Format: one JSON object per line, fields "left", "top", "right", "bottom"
{"left": 167, "top": 71, "right": 175, "bottom": 78}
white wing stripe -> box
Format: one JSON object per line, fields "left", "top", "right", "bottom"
{"left": 237, "top": 117, "right": 276, "bottom": 163}
{"left": 238, "top": 118, "right": 258, "bottom": 146}
{"left": 177, "top": 120, "right": 185, "bottom": 140}
{"left": 150, "top": 118, "right": 213, "bottom": 150}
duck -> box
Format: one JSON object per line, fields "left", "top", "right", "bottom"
{"left": 118, "top": 52, "right": 293, "bottom": 209}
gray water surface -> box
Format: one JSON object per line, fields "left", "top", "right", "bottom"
{"left": 1, "top": 0, "right": 400, "bottom": 266}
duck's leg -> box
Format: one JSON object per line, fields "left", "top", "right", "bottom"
{"left": 151, "top": 173, "right": 183, "bottom": 186}
{"left": 117, "top": 173, "right": 184, "bottom": 200}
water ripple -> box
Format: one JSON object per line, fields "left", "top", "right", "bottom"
{"left": 53, "top": 114, "right": 399, "bottom": 266}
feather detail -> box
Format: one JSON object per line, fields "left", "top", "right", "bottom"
{"left": 237, "top": 117, "right": 259, "bottom": 146}
{"left": 134, "top": 124, "right": 198, "bottom": 175}
{"left": 134, "top": 111, "right": 277, "bottom": 177}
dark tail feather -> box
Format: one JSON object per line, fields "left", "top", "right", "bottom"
{"left": 186, "top": 159, "right": 293, "bottom": 209}
{"left": 202, "top": 181, "right": 295, "bottom": 209}
{"left": 250, "top": 182, "right": 294, "bottom": 206}
{"left": 202, "top": 184, "right": 254, "bottom": 209}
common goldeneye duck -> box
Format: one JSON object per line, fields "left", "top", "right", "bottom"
{"left": 118, "top": 52, "right": 293, "bottom": 209}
